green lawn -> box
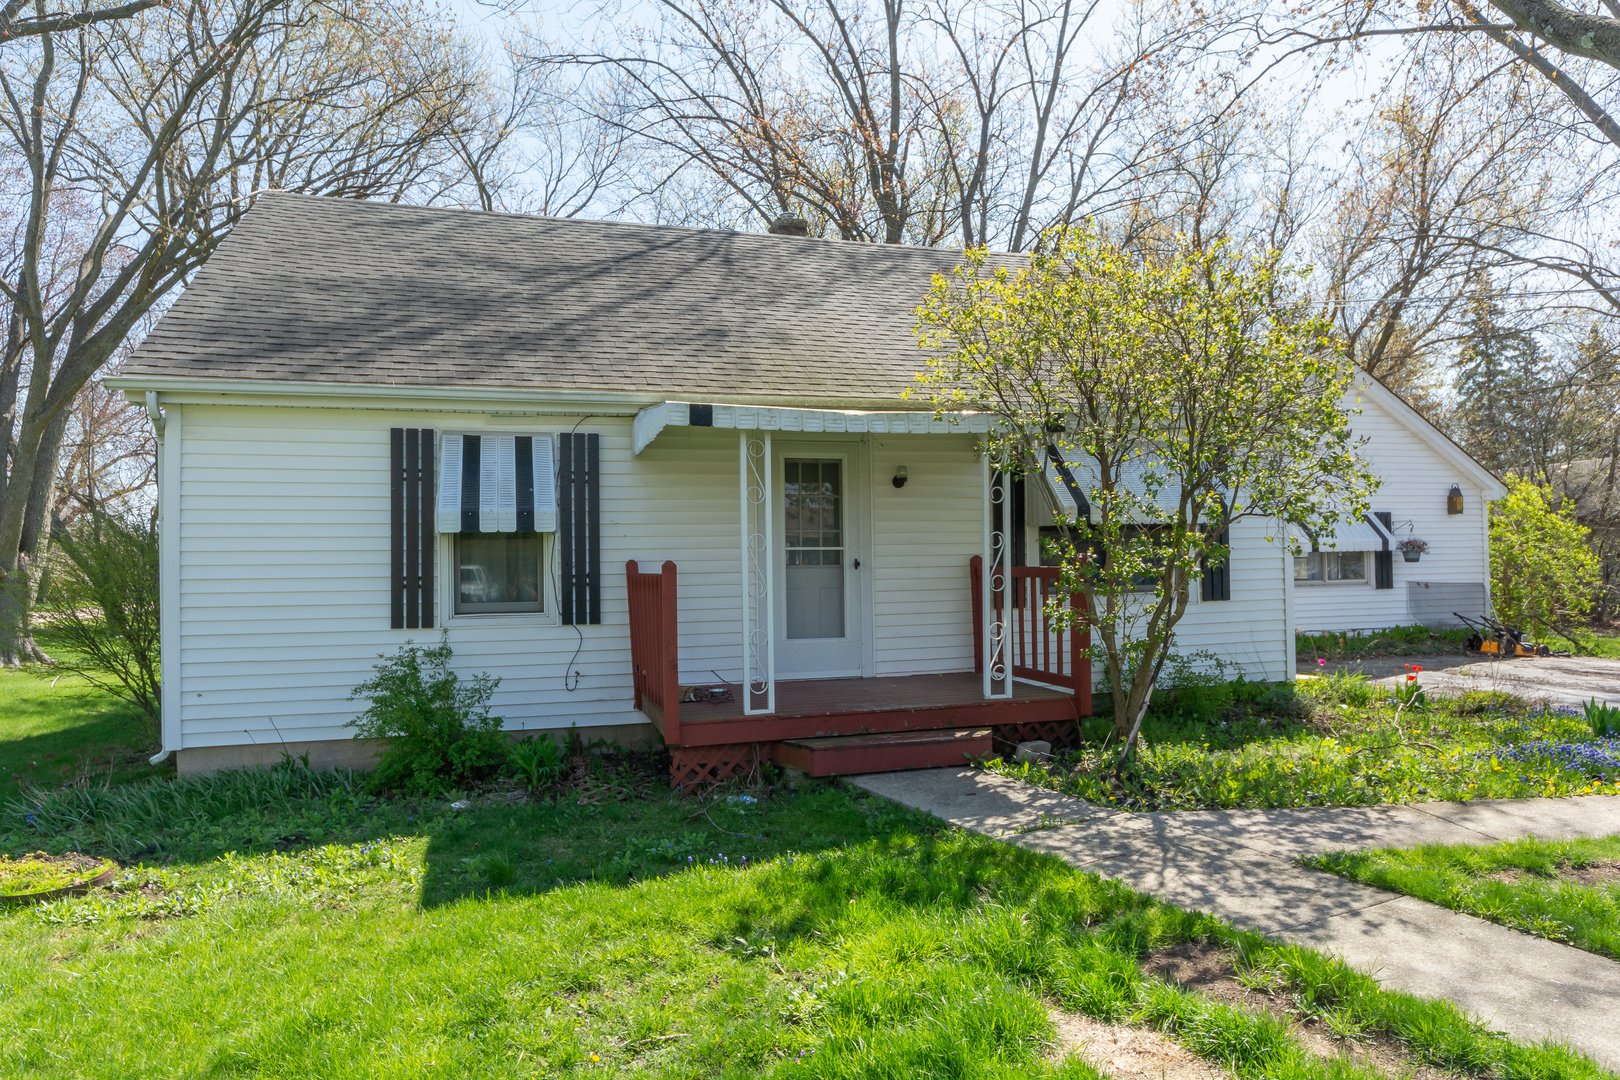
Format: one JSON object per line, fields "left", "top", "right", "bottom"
{"left": 1295, "top": 625, "right": 1620, "bottom": 661}
{"left": 2, "top": 767, "right": 1612, "bottom": 1079}
{"left": 0, "top": 636, "right": 163, "bottom": 803}
{"left": 996, "top": 675, "right": 1620, "bottom": 811}
{"left": 1296, "top": 624, "right": 1472, "bottom": 662}
{"left": 1307, "top": 836, "right": 1620, "bottom": 961}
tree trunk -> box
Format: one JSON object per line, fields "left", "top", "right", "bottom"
{"left": 0, "top": 549, "right": 47, "bottom": 665}
{"left": 0, "top": 396, "right": 71, "bottom": 666}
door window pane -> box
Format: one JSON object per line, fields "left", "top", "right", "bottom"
{"left": 456, "top": 532, "right": 543, "bottom": 613}
{"left": 785, "top": 459, "right": 845, "bottom": 638}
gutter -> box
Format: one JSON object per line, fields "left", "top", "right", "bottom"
{"left": 103, "top": 375, "right": 926, "bottom": 415}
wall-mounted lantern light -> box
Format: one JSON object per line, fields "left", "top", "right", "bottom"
{"left": 1447, "top": 485, "right": 1464, "bottom": 515}
{"left": 893, "top": 465, "right": 908, "bottom": 489}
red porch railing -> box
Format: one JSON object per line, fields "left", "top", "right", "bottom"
{"left": 626, "top": 560, "right": 680, "bottom": 743}
{"left": 971, "top": 556, "right": 1091, "bottom": 714}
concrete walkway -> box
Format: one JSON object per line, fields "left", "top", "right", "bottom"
{"left": 850, "top": 769, "right": 1620, "bottom": 1071}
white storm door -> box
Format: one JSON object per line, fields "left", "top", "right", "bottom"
{"left": 775, "top": 451, "right": 866, "bottom": 678}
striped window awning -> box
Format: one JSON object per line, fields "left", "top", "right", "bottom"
{"left": 436, "top": 433, "right": 557, "bottom": 533}
{"left": 1284, "top": 515, "right": 1393, "bottom": 552}
{"left": 1041, "top": 447, "right": 1195, "bottom": 525}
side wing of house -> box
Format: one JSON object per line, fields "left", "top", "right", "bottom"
{"left": 1020, "top": 477, "right": 1292, "bottom": 684}
{"left": 1290, "top": 377, "right": 1506, "bottom": 634}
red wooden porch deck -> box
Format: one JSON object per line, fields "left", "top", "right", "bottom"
{"left": 668, "top": 671, "right": 1078, "bottom": 746}
{"left": 626, "top": 558, "right": 1090, "bottom": 786}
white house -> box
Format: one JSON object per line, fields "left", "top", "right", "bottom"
{"left": 1287, "top": 375, "right": 1507, "bottom": 636}
{"left": 108, "top": 195, "right": 1493, "bottom": 781}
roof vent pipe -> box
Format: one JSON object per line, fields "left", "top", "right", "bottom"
{"left": 767, "top": 214, "right": 810, "bottom": 237}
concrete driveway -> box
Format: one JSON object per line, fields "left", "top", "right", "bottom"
{"left": 1299, "top": 653, "right": 1620, "bottom": 708}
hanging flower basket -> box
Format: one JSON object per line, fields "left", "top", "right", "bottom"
{"left": 0, "top": 853, "right": 119, "bottom": 907}
{"left": 1398, "top": 538, "right": 1429, "bottom": 563}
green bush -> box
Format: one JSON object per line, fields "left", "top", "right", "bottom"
{"left": 38, "top": 509, "right": 161, "bottom": 744}
{"left": 1255, "top": 683, "right": 1308, "bottom": 719}
{"left": 348, "top": 634, "right": 507, "bottom": 795}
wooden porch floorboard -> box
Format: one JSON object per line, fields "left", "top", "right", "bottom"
{"left": 670, "top": 671, "right": 1077, "bottom": 747}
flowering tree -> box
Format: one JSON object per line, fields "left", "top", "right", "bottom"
{"left": 914, "top": 225, "right": 1378, "bottom": 763}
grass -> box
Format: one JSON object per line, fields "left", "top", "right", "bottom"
{"left": 0, "top": 628, "right": 164, "bottom": 803}
{"left": 1296, "top": 624, "right": 1472, "bottom": 662}
{"left": 994, "top": 676, "right": 1620, "bottom": 811}
{"left": 1, "top": 766, "right": 1613, "bottom": 1079}
{"left": 1545, "top": 629, "right": 1620, "bottom": 659}
{"left": 1295, "top": 625, "right": 1620, "bottom": 662}
{"left": 1308, "top": 835, "right": 1620, "bottom": 961}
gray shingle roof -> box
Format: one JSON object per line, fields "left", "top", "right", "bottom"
{"left": 124, "top": 194, "right": 990, "bottom": 407}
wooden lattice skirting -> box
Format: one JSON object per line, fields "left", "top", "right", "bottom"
{"left": 670, "top": 742, "right": 764, "bottom": 793}
{"left": 992, "top": 719, "right": 1081, "bottom": 755}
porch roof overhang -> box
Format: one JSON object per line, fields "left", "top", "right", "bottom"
{"left": 632, "top": 400, "right": 996, "bottom": 454}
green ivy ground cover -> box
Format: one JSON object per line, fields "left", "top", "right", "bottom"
{"left": 994, "top": 679, "right": 1620, "bottom": 811}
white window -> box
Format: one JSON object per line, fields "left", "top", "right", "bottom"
{"left": 455, "top": 532, "right": 544, "bottom": 614}
{"left": 1294, "top": 550, "right": 1366, "bottom": 584}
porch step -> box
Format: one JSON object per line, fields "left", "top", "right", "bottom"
{"left": 772, "top": 727, "right": 992, "bottom": 778}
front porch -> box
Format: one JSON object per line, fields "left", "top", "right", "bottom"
{"left": 628, "top": 555, "right": 1092, "bottom": 789}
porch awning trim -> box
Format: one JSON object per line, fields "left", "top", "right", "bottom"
{"left": 633, "top": 400, "right": 995, "bottom": 454}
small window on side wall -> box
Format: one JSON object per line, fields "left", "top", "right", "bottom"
{"left": 1294, "top": 551, "right": 1366, "bottom": 583}
{"left": 456, "top": 532, "right": 544, "bottom": 614}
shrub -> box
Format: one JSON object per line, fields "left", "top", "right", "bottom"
{"left": 1491, "top": 478, "right": 1600, "bottom": 638}
{"left": 508, "top": 732, "right": 568, "bottom": 789}
{"left": 1151, "top": 651, "right": 1235, "bottom": 723}
{"left": 38, "top": 509, "right": 161, "bottom": 743}
{"left": 1255, "top": 683, "right": 1308, "bottom": 719}
{"left": 348, "top": 634, "right": 507, "bottom": 795}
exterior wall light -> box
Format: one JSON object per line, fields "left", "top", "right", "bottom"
{"left": 893, "top": 466, "right": 908, "bottom": 489}
{"left": 1447, "top": 485, "right": 1464, "bottom": 515}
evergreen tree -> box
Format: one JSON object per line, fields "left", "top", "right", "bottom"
{"left": 1451, "top": 276, "right": 1548, "bottom": 476}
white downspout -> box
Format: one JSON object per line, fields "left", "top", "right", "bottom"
{"left": 146, "top": 393, "right": 171, "bottom": 764}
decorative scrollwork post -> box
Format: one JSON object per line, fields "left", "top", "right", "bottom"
{"left": 740, "top": 432, "right": 775, "bottom": 714}
{"left": 982, "top": 449, "right": 1012, "bottom": 699}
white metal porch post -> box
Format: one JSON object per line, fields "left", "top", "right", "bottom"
{"left": 982, "top": 451, "right": 1012, "bottom": 699}
{"left": 741, "top": 431, "right": 775, "bottom": 714}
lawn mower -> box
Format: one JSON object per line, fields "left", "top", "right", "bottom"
{"left": 1453, "top": 613, "right": 1562, "bottom": 658}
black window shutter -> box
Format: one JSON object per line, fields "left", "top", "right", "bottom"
{"left": 1374, "top": 512, "right": 1394, "bottom": 590}
{"left": 559, "top": 432, "right": 601, "bottom": 625}
{"left": 1200, "top": 527, "right": 1231, "bottom": 602}
{"left": 390, "top": 430, "right": 404, "bottom": 629}
{"left": 390, "top": 427, "right": 436, "bottom": 629}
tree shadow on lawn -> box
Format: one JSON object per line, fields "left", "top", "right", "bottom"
{"left": 415, "top": 782, "right": 941, "bottom": 909}
{"left": 0, "top": 696, "right": 162, "bottom": 803}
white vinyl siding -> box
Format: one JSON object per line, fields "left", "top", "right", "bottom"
{"left": 168, "top": 406, "right": 1295, "bottom": 752}
{"left": 1289, "top": 389, "right": 1494, "bottom": 634}
{"left": 868, "top": 436, "right": 980, "bottom": 675}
